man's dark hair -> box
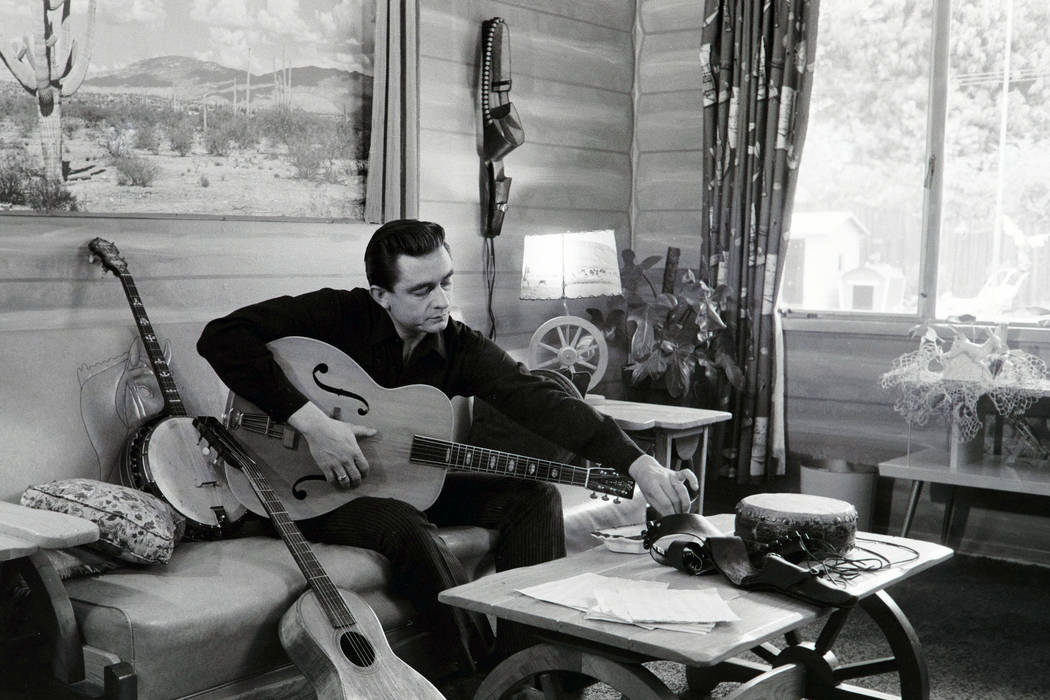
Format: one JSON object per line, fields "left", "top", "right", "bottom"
{"left": 364, "top": 219, "right": 450, "bottom": 290}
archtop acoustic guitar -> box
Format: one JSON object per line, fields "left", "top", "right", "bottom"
{"left": 223, "top": 336, "right": 635, "bottom": 521}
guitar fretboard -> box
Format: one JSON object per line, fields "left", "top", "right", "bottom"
{"left": 196, "top": 419, "right": 356, "bottom": 629}
{"left": 409, "top": 435, "right": 590, "bottom": 488}
{"left": 117, "top": 272, "right": 186, "bottom": 417}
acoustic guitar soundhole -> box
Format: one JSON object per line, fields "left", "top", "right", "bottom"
{"left": 338, "top": 631, "right": 376, "bottom": 667}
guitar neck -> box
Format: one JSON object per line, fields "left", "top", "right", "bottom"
{"left": 410, "top": 435, "right": 591, "bottom": 488}
{"left": 197, "top": 419, "right": 355, "bottom": 629}
{"left": 116, "top": 271, "right": 186, "bottom": 417}
{"left": 245, "top": 473, "right": 355, "bottom": 627}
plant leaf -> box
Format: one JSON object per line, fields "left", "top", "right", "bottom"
{"left": 715, "top": 350, "right": 745, "bottom": 390}
{"left": 629, "top": 315, "right": 655, "bottom": 362}
{"left": 639, "top": 255, "right": 663, "bottom": 270}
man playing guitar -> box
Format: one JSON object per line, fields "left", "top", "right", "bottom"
{"left": 197, "top": 219, "right": 697, "bottom": 680}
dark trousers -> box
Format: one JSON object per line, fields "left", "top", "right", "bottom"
{"left": 297, "top": 473, "right": 566, "bottom": 671}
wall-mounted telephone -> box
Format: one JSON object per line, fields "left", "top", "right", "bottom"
{"left": 479, "top": 17, "right": 524, "bottom": 238}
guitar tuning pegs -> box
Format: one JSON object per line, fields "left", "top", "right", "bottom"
{"left": 613, "top": 497, "right": 621, "bottom": 504}
{"left": 601, "top": 494, "right": 609, "bottom": 501}
{"left": 589, "top": 491, "right": 598, "bottom": 499}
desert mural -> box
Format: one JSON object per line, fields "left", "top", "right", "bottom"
{"left": 0, "top": 0, "right": 374, "bottom": 219}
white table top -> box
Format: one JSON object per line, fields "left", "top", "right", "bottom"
{"left": 0, "top": 501, "right": 99, "bottom": 549}
{"left": 592, "top": 399, "right": 732, "bottom": 432}
{"left": 879, "top": 448, "right": 1050, "bottom": 496}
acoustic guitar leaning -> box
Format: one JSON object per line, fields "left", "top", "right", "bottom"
{"left": 223, "top": 336, "right": 635, "bottom": 521}
{"left": 193, "top": 417, "right": 445, "bottom": 700}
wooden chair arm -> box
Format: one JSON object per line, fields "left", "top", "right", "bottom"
{"left": 0, "top": 501, "right": 99, "bottom": 688}
{"left": 0, "top": 501, "right": 99, "bottom": 549}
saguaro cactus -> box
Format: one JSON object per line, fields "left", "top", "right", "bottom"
{"left": 0, "top": 0, "right": 97, "bottom": 183}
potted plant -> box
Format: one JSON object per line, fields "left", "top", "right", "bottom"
{"left": 587, "top": 249, "right": 744, "bottom": 407}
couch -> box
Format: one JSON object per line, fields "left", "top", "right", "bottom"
{"left": 0, "top": 278, "right": 644, "bottom": 700}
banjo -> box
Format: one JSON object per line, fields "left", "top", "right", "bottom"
{"left": 88, "top": 238, "right": 246, "bottom": 538}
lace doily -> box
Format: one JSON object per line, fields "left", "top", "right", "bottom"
{"left": 880, "top": 333, "right": 1050, "bottom": 442}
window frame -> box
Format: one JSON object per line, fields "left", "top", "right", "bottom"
{"left": 782, "top": 0, "right": 1050, "bottom": 338}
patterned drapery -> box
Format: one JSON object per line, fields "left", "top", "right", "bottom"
{"left": 700, "top": 0, "right": 820, "bottom": 480}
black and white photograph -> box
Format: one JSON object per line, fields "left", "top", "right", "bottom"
{"left": 2, "top": 2, "right": 1049, "bottom": 699}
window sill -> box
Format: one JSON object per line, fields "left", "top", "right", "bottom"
{"left": 780, "top": 309, "right": 1050, "bottom": 344}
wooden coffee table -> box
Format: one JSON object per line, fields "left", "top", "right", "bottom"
{"left": 439, "top": 514, "right": 952, "bottom": 699}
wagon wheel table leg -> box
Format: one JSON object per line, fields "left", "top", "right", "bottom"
{"left": 686, "top": 590, "right": 929, "bottom": 700}
{"left": 473, "top": 642, "right": 676, "bottom": 700}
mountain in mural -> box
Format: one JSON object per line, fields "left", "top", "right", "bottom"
{"left": 81, "top": 55, "right": 371, "bottom": 116}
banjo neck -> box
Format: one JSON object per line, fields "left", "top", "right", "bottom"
{"left": 87, "top": 237, "right": 186, "bottom": 417}
{"left": 114, "top": 270, "right": 186, "bottom": 417}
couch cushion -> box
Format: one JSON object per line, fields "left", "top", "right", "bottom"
{"left": 64, "top": 526, "right": 497, "bottom": 700}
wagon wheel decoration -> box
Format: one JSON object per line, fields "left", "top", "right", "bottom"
{"left": 528, "top": 316, "right": 608, "bottom": 393}
{"left": 685, "top": 590, "right": 928, "bottom": 699}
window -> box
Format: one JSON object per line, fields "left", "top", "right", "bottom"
{"left": 783, "top": 0, "right": 1050, "bottom": 322}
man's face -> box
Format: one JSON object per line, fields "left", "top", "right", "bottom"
{"left": 372, "top": 246, "right": 454, "bottom": 340}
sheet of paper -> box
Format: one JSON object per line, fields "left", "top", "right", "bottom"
{"left": 581, "top": 614, "right": 717, "bottom": 635}
{"left": 518, "top": 573, "right": 737, "bottom": 634}
{"left": 517, "top": 572, "right": 668, "bottom": 611}
{"left": 592, "top": 587, "right": 739, "bottom": 624}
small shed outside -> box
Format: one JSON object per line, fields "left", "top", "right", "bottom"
{"left": 780, "top": 211, "right": 866, "bottom": 310}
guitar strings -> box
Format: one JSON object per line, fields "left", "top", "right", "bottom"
{"left": 411, "top": 436, "right": 596, "bottom": 486}
{"left": 234, "top": 414, "right": 595, "bottom": 486}
{"left": 233, "top": 409, "right": 632, "bottom": 494}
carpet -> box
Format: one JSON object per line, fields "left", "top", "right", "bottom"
{"left": 569, "top": 552, "right": 1050, "bottom": 699}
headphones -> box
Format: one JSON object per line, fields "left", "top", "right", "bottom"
{"left": 642, "top": 513, "right": 720, "bottom": 576}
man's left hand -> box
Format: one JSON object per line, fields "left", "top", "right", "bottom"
{"left": 628, "top": 454, "right": 699, "bottom": 516}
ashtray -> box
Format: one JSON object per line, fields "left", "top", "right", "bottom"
{"left": 591, "top": 524, "right": 647, "bottom": 554}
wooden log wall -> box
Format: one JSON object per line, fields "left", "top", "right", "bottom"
{"left": 633, "top": 0, "right": 704, "bottom": 269}
{"left": 418, "top": 0, "right": 636, "bottom": 355}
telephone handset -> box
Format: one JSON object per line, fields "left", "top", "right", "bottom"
{"left": 481, "top": 17, "right": 524, "bottom": 161}
{"left": 479, "top": 17, "right": 524, "bottom": 237}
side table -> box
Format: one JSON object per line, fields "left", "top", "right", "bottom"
{"left": 592, "top": 399, "right": 731, "bottom": 513}
{"left": 878, "top": 448, "right": 1050, "bottom": 541}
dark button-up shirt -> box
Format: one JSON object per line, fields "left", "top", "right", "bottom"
{"left": 196, "top": 287, "right": 643, "bottom": 473}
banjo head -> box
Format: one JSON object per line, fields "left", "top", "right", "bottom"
{"left": 125, "top": 416, "right": 248, "bottom": 537}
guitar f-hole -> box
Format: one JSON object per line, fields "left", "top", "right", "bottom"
{"left": 291, "top": 475, "right": 327, "bottom": 500}
{"left": 312, "top": 363, "right": 369, "bottom": 416}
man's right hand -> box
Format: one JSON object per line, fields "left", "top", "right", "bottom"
{"left": 287, "top": 402, "right": 376, "bottom": 488}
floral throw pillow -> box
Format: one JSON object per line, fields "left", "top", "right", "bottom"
{"left": 21, "top": 478, "right": 185, "bottom": 565}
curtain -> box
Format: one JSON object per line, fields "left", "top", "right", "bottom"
{"left": 699, "top": 0, "right": 820, "bottom": 481}
{"left": 365, "top": 0, "right": 419, "bottom": 223}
